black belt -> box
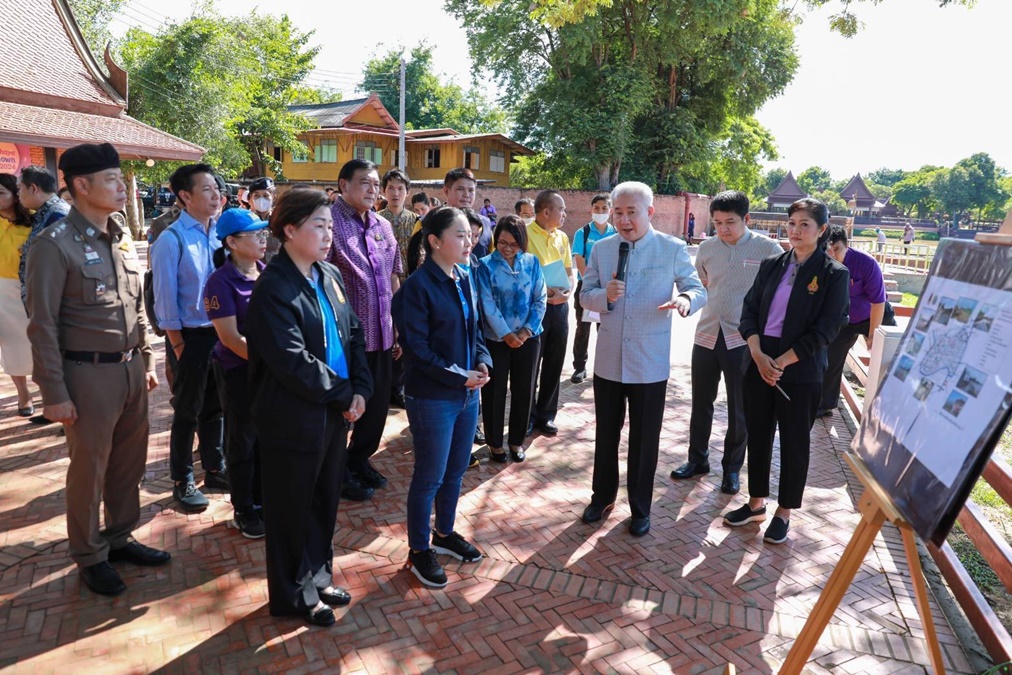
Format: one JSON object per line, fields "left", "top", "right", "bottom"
{"left": 63, "top": 347, "right": 139, "bottom": 364}
{"left": 181, "top": 326, "right": 218, "bottom": 336}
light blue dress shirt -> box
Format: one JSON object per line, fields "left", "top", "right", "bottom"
{"left": 476, "top": 250, "right": 547, "bottom": 341}
{"left": 150, "top": 210, "right": 221, "bottom": 330}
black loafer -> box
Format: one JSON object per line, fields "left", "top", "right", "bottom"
{"left": 306, "top": 604, "right": 336, "bottom": 627}
{"left": 108, "top": 541, "right": 171, "bottom": 566}
{"left": 720, "top": 472, "right": 740, "bottom": 495}
{"left": 526, "top": 421, "right": 535, "bottom": 437}
{"left": 318, "top": 586, "right": 352, "bottom": 607}
{"left": 629, "top": 517, "right": 650, "bottom": 537}
{"left": 509, "top": 447, "right": 526, "bottom": 463}
{"left": 581, "top": 502, "right": 615, "bottom": 524}
{"left": 537, "top": 420, "right": 558, "bottom": 436}
{"left": 81, "top": 561, "right": 126, "bottom": 596}
{"left": 670, "top": 461, "right": 710, "bottom": 480}
{"left": 489, "top": 449, "right": 509, "bottom": 463}
{"left": 341, "top": 477, "right": 374, "bottom": 502}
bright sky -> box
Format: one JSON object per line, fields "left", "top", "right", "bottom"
{"left": 112, "top": 0, "right": 1011, "bottom": 180}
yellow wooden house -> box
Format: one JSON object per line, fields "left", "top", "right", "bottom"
{"left": 268, "top": 93, "right": 533, "bottom": 185}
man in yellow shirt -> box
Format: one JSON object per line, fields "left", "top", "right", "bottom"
{"left": 526, "top": 190, "right": 573, "bottom": 436}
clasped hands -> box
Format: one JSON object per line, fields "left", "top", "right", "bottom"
{"left": 752, "top": 352, "right": 784, "bottom": 387}
{"left": 606, "top": 277, "right": 690, "bottom": 317}
{"left": 503, "top": 328, "right": 533, "bottom": 349}
{"left": 464, "top": 363, "right": 490, "bottom": 390}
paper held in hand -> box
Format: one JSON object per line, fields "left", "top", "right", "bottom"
{"left": 541, "top": 260, "right": 570, "bottom": 290}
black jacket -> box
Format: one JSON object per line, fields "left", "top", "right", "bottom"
{"left": 739, "top": 248, "right": 850, "bottom": 384}
{"left": 245, "top": 247, "right": 373, "bottom": 450}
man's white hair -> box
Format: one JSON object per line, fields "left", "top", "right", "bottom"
{"left": 610, "top": 181, "right": 654, "bottom": 208}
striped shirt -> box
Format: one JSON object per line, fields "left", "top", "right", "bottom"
{"left": 693, "top": 229, "right": 783, "bottom": 350}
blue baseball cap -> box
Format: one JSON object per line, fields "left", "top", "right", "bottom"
{"left": 216, "top": 208, "right": 266, "bottom": 239}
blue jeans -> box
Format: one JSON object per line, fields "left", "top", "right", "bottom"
{"left": 405, "top": 391, "right": 480, "bottom": 552}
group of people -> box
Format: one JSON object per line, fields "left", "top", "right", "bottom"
{"left": 5, "top": 140, "right": 895, "bottom": 628}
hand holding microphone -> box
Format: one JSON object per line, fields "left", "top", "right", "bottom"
{"left": 607, "top": 241, "right": 630, "bottom": 312}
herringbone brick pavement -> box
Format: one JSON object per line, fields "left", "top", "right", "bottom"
{"left": 0, "top": 283, "right": 978, "bottom": 673}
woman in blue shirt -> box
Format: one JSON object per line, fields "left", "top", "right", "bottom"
{"left": 392, "top": 207, "right": 492, "bottom": 588}
{"left": 476, "top": 215, "right": 547, "bottom": 463}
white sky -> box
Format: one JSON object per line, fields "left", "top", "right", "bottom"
{"left": 112, "top": 0, "right": 1012, "bottom": 180}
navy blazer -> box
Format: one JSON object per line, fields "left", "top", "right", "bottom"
{"left": 245, "top": 246, "right": 373, "bottom": 450}
{"left": 739, "top": 247, "right": 850, "bottom": 384}
{"left": 392, "top": 257, "right": 492, "bottom": 401}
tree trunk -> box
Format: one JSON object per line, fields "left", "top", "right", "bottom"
{"left": 595, "top": 165, "right": 611, "bottom": 192}
{"left": 124, "top": 171, "right": 142, "bottom": 239}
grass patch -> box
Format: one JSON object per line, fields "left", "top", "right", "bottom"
{"left": 900, "top": 292, "right": 919, "bottom": 307}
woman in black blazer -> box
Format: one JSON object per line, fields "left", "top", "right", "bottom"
{"left": 245, "top": 189, "right": 373, "bottom": 626}
{"left": 723, "top": 198, "right": 849, "bottom": 545}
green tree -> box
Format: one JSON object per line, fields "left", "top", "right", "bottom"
{"left": 797, "top": 166, "right": 834, "bottom": 194}
{"left": 68, "top": 0, "right": 128, "bottom": 58}
{"left": 868, "top": 167, "right": 909, "bottom": 187}
{"left": 812, "top": 188, "right": 848, "bottom": 215}
{"left": 891, "top": 167, "right": 941, "bottom": 218}
{"left": 762, "top": 168, "right": 789, "bottom": 197}
{"left": 953, "top": 152, "right": 1006, "bottom": 218}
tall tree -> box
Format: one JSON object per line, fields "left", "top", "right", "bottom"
{"left": 68, "top": 0, "right": 128, "bottom": 57}
{"left": 797, "top": 166, "right": 834, "bottom": 194}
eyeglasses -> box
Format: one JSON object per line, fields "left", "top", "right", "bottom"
{"left": 238, "top": 230, "right": 269, "bottom": 241}
{"left": 496, "top": 240, "right": 520, "bottom": 250}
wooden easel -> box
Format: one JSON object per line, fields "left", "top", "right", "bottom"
{"left": 780, "top": 453, "right": 946, "bottom": 674}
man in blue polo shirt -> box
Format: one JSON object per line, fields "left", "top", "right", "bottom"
{"left": 570, "top": 194, "right": 615, "bottom": 384}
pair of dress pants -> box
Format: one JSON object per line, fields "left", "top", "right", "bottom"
{"left": 261, "top": 415, "right": 348, "bottom": 616}
{"left": 821, "top": 319, "right": 869, "bottom": 411}
{"left": 590, "top": 375, "right": 668, "bottom": 519}
{"left": 168, "top": 328, "right": 224, "bottom": 483}
{"left": 213, "top": 361, "right": 261, "bottom": 514}
{"left": 686, "top": 330, "right": 748, "bottom": 472}
{"left": 571, "top": 280, "right": 598, "bottom": 372}
{"left": 742, "top": 338, "right": 821, "bottom": 509}
{"left": 531, "top": 302, "right": 569, "bottom": 424}
{"left": 63, "top": 355, "right": 148, "bottom": 567}
{"left": 346, "top": 348, "right": 392, "bottom": 473}
{"left": 482, "top": 336, "right": 540, "bottom": 449}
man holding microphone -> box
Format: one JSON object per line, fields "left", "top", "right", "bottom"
{"left": 579, "top": 182, "right": 706, "bottom": 536}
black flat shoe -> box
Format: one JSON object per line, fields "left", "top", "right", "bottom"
{"left": 306, "top": 604, "right": 336, "bottom": 627}
{"left": 720, "top": 472, "right": 740, "bottom": 495}
{"left": 318, "top": 586, "right": 352, "bottom": 607}
{"left": 509, "top": 447, "right": 526, "bottom": 462}
{"left": 108, "top": 541, "right": 171, "bottom": 566}
{"left": 81, "top": 561, "right": 126, "bottom": 596}
{"left": 18, "top": 405, "right": 35, "bottom": 417}
{"left": 581, "top": 502, "right": 615, "bottom": 524}
{"left": 670, "top": 461, "right": 710, "bottom": 480}
{"left": 537, "top": 420, "right": 558, "bottom": 436}
{"left": 489, "top": 448, "right": 509, "bottom": 464}
{"left": 629, "top": 517, "right": 650, "bottom": 537}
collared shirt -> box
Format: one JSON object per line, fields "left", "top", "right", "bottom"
{"left": 150, "top": 210, "right": 220, "bottom": 330}
{"left": 571, "top": 221, "right": 616, "bottom": 280}
{"left": 764, "top": 260, "right": 799, "bottom": 338}
{"left": 378, "top": 207, "right": 417, "bottom": 279}
{"left": 842, "top": 247, "right": 886, "bottom": 324}
{"left": 0, "top": 216, "right": 29, "bottom": 279}
{"left": 526, "top": 220, "right": 572, "bottom": 269}
{"left": 25, "top": 210, "right": 153, "bottom": 405}
{"left": 476, "top": 250, "right": 547, "bottom": 341}
{"left": 19, "top": 195, "right": 69, "bottom": 303}
{"left": 309, "top": 267, "right": 349, "bottom": 378}
{"left": 480, "top": 205, "right": 497, "bottom": 218}
{"left": 328, "top": 198, "right": 402, "bottom": 352}
{"left": 203, "top": 258, "right": 264, "bottom": 370}
{"left": 693, "top": 229, "right": 784, "bottom": 350}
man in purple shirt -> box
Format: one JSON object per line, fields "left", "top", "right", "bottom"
{"left": 821, "top": 224, "right": 894, "bottom": 417}
{"left": 328, "top": 159, "right": 403, "bottom": 500}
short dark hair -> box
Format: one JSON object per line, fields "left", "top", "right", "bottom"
{"left": 381, "top": 169, "right": 411, "bottom": 191}
{"left": 406, "top": 230, "right": 426, "bottom": 275}
{"left": 709, "top": 190, "right": 750, "bottom": 218}
{"left": 462, "top": 208, "right": 484, "bottom": 231}
{"left": 338, "top": 159, "right": 378, "bottom": 183}
{"left": 19, "top": 165, "right": 58, "bottom": 194}
{"left": 410, "top": 192, "right": 429, "bottom": 206}
{"left": 268, "top": 188, "right": 330, "bottom": 241}
{"left": 788, "top": 197, "right": 830, "bottom": 226}
{"left": 827, "top": 224, "right": 849, "bottom": 246}
{"left": 420, "top": 206, "right": 464, "bottom": 255}
{"left": 443, "top": 167, "right": 475, "bottom": 188}
{"left": 483, "top": 198, "right": 491, "bottom": 204}
{"left": 57, "top": 186, "right": 71, "bottom": 200}
{"left": 169, "top": 163, "right": 215, "bottom": 200}
{"left": 591, "top": 193, "right": 610, "bottom": 207}
{"left": 493, "top": 215, "right": 528, "bottom": 253}
{"left": 534, "top": 190, "right": 561, "bottom": 215}
{"left": 514, "top": 198, "right": 534, "bottom": 214}
{"left": 0, "top": 174, "right": 31, "bottom": 225}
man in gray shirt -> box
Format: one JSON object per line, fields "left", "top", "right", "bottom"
{"left": 670, "top": 191, "right": 784, "bottom": 494}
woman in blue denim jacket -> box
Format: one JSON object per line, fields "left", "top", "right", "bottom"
{"left": 392, "top": 207, "right": 492, "bottom": 588}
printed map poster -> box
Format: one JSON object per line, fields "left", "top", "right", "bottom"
{"left": 854, "top": 239, "right": 1012, "bottom": 545}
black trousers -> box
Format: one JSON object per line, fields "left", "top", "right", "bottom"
{"left": 391, "top": 351, "right": 405, "bottom": 399}
{"left": 482, "top": 336, "right": 540, "bottom": 448}
{"left": 168, "top": 328, "right": 225, "bottom": 483}
{"left": 687, "top": 331, "right": 748, "bottom": 472}
{"left": 571, "top": 280, "right": 598, "bottom": 372}
{"left": 531, "top": 302, "right": 569, "bottom": 423}
{"left": 743, "top": 337, "right": 820, "bottom": 509}
{"left": 213, "top": 361, "right": 261, "bottom": 513}
{"left": 591, "top": 375, "right": 667, "bottom": 519}
{"left": 261, "top": 415, "right": 348, "bottom": 616}
{"left": 821, "top": 319, "right": 868, "bottom": 411}
{"left": 347, "top": 349, "right": 392, "bottom": 472}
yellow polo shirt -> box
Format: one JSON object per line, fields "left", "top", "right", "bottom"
{"left": 526, "top": 221, "right": 572, "bottom": 269}
{"left": 0, "top": 216, "right": 30, "bottom": 280}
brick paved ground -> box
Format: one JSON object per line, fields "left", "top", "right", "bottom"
{"left": 0, "top": 272, "right": 977, "bottom": 673}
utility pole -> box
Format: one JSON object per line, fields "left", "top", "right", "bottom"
{"left": 398, "top": 57, "right": 406, "bottom": 172}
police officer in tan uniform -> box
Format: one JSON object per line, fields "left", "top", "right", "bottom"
{"left": 26, "top": 143, "right": 170, "bottom": 596}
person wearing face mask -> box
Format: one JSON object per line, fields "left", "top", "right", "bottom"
{"left": 248, "top": 177, "right": 278, "bottom": 262}
{"left": 569, "top": 194, "right": 616, "bottom": 384}
{"left": 515, "top": 198, "right": 535, "bottom": 227}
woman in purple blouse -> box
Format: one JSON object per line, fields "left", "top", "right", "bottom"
{"left": 722, "top": 198, "right": 850, "bottom": 545}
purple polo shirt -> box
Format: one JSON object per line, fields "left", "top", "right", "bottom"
{"left": 203, "top": 259, "right": 265, "bottom": 370}
{"left": 843, "top": 247, "right": 886, "bottom": 324}
{"left": 763, "top": 262, "right": 798, "bottom": 338}
{"left": 328, "top": 198, "right": 403, "bottom": 352}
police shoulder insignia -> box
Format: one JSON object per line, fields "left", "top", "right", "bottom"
{"left": 807, "top": 276, "right": 819, "bottom": 294}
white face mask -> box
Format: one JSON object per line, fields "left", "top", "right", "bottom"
{"left": 591, "top": 213, "right": 610, "bottom": 225}
{"left": 521, "top": 217, "right": 535, "bottom": 226}
{"left": 253, "top": 197, "right": 272, "bottom": 213}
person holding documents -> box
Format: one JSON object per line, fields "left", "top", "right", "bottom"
{"left": 723, "top": 198, "right": 849, "bottom": 545}
{"left": 525, "top": 191, "right": 573, "bottom": 436}
{"left": 393, "top": 207, "right": 491, "bottom": 588}
{"left": 579, "top": 181, "right": 706, "bottom": 537}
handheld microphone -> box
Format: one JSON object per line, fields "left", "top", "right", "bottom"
{"left": 608, "top": 241, "right": 630, "bottom": 312}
